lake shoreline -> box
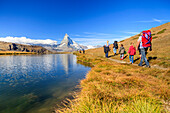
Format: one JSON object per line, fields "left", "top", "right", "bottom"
{"left": 55, "top": 52, "right": 169, "bottom": 112}
{"left": 0, "top": 54, "right": 91, "bottom": 113}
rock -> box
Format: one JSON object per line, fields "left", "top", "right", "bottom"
{"left": 0, "top": 41, "right": 51, "bottom": 54}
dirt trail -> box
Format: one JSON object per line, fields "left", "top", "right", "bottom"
{"left": 108, "top": 58, "right": 169, "bottom": 70}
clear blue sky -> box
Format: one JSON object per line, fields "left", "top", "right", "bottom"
{"left": 0, "top": 0, "right": 170, "bottom": 45}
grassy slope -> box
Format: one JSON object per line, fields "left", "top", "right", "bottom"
{"left": 56, "top": 23, "right": 170, "bottom": 112}
{"left": 56, "top": 53, "right": 169, "bottom": 113}
{"left": 86, "top": 22, "right": 170, "bottom": 68}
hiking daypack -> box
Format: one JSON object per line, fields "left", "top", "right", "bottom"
{"left": 142, "top": 30, "right": 152, "bottom": 48}
{"left": 113, "top": 43, "right": 118, "bottom": 49}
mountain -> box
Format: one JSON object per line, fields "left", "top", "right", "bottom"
{"left": 0, "top": 41, "right": 51, "bottom": 54}
{"left": 0, "top": 35, "right": 102, "bottom": 52}
{"left": 53, "top": 33, "right": 83, "bottom": 52}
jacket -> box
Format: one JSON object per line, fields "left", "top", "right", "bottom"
{"left": 128, "top": 45, "right": 136, "bottom": 55}
{"left": 119, "top": 46, "right": 125, "bottom": 54}
{"left": 104, "top": 46, "right": 110, "bottom": 53}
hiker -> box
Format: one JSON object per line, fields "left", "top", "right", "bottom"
{"left": 79, "top": 50, "right": 81, "bottom": 53}
{"left": 82, "top": 49, "right": 85, "bottom": 54}
{"left": 103, "top": 41, "right": 110, "bottom": 58}
{"left": 119, "top": 44, "right": 125, "bottom": 60}
{"left": 138, "top": 45, "right": 141, "bottom": 59}
{"left": 136, "top": 31, "right": 151, "bottom": 68}
{"left": 113, "top": 41, "right": 118, "bottom": 55}
{"left": 128, "top": 42, "right": 136, "bottom": 64}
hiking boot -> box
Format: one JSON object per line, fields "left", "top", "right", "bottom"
{"left": 145, "top": 65, "right": 151, "bottom": 68}
{"left": 138, "top": 64, "right": 142, "bottom": 67}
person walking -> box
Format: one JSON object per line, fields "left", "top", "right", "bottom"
{"left": 113, "top": 41, "right": 118, "bottom": 55}
{"left": 103, "top": 41, "right": 110, "bottom": 58}
{"left": 128, "top": 42, "right": 136, "bottom": 64}
{"left": 119, "top": 44, "right": 125, "bottom": 60}
{"left": 136, "top": 32, "right": 150, "bottom": 68}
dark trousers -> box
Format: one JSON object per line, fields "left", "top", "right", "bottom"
{"left": 105, "top": 52, "right": 108, "bottom": 58}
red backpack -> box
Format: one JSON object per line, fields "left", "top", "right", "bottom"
{"left": 142, "top": 30, "right": 152, "bottom": 48}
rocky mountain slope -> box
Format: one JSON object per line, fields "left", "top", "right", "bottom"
{"left": 0, "top": 41, "right": 51, "bottom": 54}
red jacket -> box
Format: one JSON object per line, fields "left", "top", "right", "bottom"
{"left": 128, "top": 46, "right": 136, "bottom": 55}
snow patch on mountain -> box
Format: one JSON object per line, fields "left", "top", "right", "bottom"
{"left": 0, "top": 36, "right": 57, "bottom": 45}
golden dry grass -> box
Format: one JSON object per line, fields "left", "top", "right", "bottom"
{"left": 56, "top": 53, "right": 170, "bottom": 113}
{"left": 0, "top": 51, "right": 36, "bottom": 55}
{"left": 85, "top": 22, "right": 170, "bottom": 68}
{"left": 55, "top": 22, "right": 170, "bottom": 112}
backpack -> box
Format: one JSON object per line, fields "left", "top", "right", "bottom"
{"left": 113, "top": 43, "right": 118, "bottom": 49}
{"left": 142, "top": 30, "right": 152, "bottom": 48}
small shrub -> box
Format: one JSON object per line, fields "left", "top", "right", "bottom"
{"left": 119, "top": 40, "right": 124, "bottom": 42}
{"left": 133, "top": 37, "right": 138, "bottom": 40}
{"left": 151, "top": 33, "right": 155, "bottom": 36}
{"left": 103, "top": 72, "right": 111, "bottom": 75}
{"left": 95, "top": 69, "right": 102, "bottom": 73}
{"left": 157, "top": 29, "right": 166, "bottom": 34}
{"left": 153, "top": 36, "right": 158, "bottom": 39}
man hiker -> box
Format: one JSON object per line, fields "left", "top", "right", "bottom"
{"left": 136, "top": 32, "right": 151, "bottom": 68}
{"left": 113, "top": 41, "right": 118, "bottom": 55}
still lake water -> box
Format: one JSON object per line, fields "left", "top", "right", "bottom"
{"left": 0, "top": 54, "right": 91, "bottom": 113}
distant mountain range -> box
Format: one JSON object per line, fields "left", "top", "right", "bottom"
{"left": 0, "top": 34, "right": 102, "bottom": 52}
{"left": 0, "top": 36, "right": 58, "bottom": 46}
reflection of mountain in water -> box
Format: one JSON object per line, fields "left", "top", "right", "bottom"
{"left": 60, "top": 54, "right": 76, "bottom": 74}
{"left": 0, "top": 54, "right": 78, "bottom": 87}
{"left": 0, "top": 54, "right": 91, "bottom": 113}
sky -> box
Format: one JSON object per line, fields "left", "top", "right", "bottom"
{"left": 0, "top": 0, "right": 170, "bottom": 46}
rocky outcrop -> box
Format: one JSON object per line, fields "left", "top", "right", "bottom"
{"left": 0, "top": 41, "right": 51, "bottom": 54}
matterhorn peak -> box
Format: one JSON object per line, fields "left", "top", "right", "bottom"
{"left": 61, "top": 33, "right": 73, "bottom": 45}
{"left": 55, "top": 33, "right": 83, "bottom": 52}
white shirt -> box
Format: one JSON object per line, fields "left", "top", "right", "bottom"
{"left": 138, "top": 36, "right": 143, "bottom": 49}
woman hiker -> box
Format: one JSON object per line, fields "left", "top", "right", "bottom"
{"left": 119, "top": 44, "right": 125, "bottom": 60}
{"left": 128, "top": 42, "right": 136, "bottom": 64}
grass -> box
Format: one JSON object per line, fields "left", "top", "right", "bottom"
{"left": 153, "top": 36, "right": 158, "bottom": 39}
{"left": 132, "top": 37, "right": 139, "bottom": 40}
{"left": 0, "top": 51, "right": 36, "bottom": 55}
{"left": 151, "top": 33, "right": 156, "bottom": 36}
{"left": 119, "top": 40, "right": 124, "bottom": 42}
{"left": 157, "top": 29, "right": 166, "bottom": 34}
{"left": 56, "top": 53, "right": 170, "bottom": 113}
{"left": 56, "top": 22, "right": 170, "bottom": 112}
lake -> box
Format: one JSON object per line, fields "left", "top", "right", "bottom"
{"left": 0, "top": 54, "right": 91, "bottom": 113}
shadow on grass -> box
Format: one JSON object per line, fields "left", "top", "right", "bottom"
{"left": 148, "top": 56, "right": 157, "bottom": 62}
{"left": 134, "top": 57, "right": 140, "bottom": 63}
{"left": 124, "top": 55, "right": 128, "bottom": 59}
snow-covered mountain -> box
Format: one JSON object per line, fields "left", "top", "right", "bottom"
{"left": 54, "top": 33, "right": 83, "bottom": 52}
